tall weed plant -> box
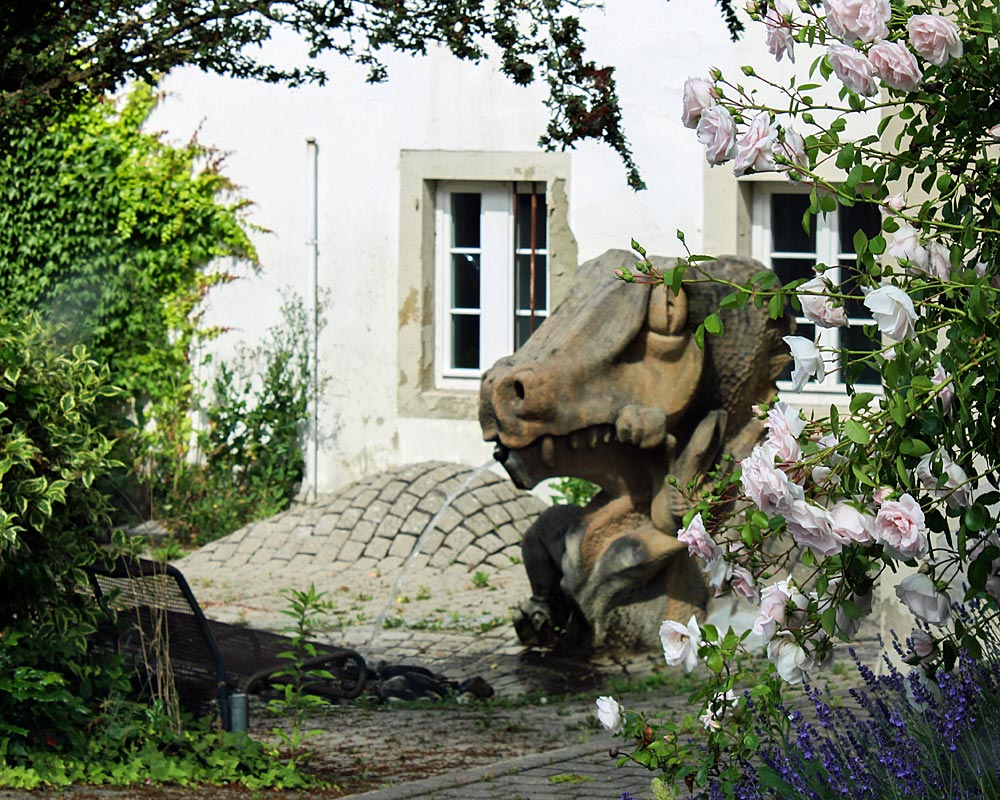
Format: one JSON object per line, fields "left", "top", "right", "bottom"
{"left": 157, "top": 291, "right": 327, "bottom": 545}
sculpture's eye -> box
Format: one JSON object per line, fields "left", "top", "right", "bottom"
{"left": 646, "top": 286, "right": 688, "bottom": 336}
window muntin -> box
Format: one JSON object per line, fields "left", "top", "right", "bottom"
{"left": 753, "top": 186, "right": 882, "bottom": 393}
{"left": 436, "top": 182, "right": 548, "bottom": 387}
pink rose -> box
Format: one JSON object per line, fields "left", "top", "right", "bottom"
{"left": 741, "top": 444, "right": 804, "bottom": 514}
{"left": 798, "top": 275, "right": 848, "bottom": 329}
{"left": 870, "top": 40, "right": 923, "bottom": 92}
{"left": 697, "top": 105, "right": 738, "bottom": 166}
{"left": 682, "top": 77, "right": 716, "bottom": 129}
{"left": 863, "top": 285, "right": 917, "bottom": 341}
{"left": 872, "top": 493, "right": 927, "bottom": 560}
{"left": 907, "top": 14, "right": 963, "bottom": 67}
{"left": 753, "top": 580, "right": 791, "bottom": 643}
{"left": 765, "top": 401, "right": 806, "bottom": 462}
{"left": 827, "top": 43, "right": 878, "bottom": 96}
{"left": 678, "top": 512, "right": 721, "bottom": 562}
{"left": 906, "top": 629, "right": 935, "bottom": 662}
{"left": 733, "top": 113, "right": 778, "bottom": 176}
{"left": 772, "top": 126, "right": 807, "bottom": 172}
{"left": 829, "top": 501, "right": 875, "bottom": 544}
{"left": 785, "top": 498, "right": 841, "bottom": 557}
{"left": 886, "top": 192, "right": 906, "bottom": 211}
{"left": 823, "top": 0, "right": 890, "bottom": 44}
{"left": 895, "top": 573, "right": 951, "bottom": 625}
{"left": 932, "top": 363, "right": 953, "bottom": 414}
{"left": 659, "top": 615, "right": 702, "bottom": 672}
{"left": 783, "top": 335, "right": 825, "bottom": 390}
{"left": 764, "top": 0, "right": 795, "bottom": 63}
{"left": 729, "top": 565, "right": 758, "bottom": 601}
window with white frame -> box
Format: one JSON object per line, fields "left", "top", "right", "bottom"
{"left": 435, "top": 181, "right": 548, "bottom": 386}
{"left": 751, "top": 185, "right": 882, "bottom": 392}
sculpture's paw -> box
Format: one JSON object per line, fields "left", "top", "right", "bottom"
{"left": 513, "top": 597, "right": 560, "bottom": 647}
{"left": 615, "top": 404, "right": 668, "bottom": 449}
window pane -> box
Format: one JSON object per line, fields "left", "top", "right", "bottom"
{"left": 515, "top": 315, "right": 543, "bottom": 349}
{"left": 452, "top": 253, "right": 480, "bottom": 309}
{"left": 451, "top": 193, "right": 481, "bottom": 248}
{"left": 516, "top": 191, "right": 547, "bottom": 250}
{"left": 771, "top": 193, "right": 815, "bottom": 253}
{"left": 841, "top": 324, "right": 881, "bottom": 385}
{"left": 839, "top": 261, "right": 869, "bottom": 319}
{"left": 839, "top": 202, "right": 882, "bottom": 253}
{"left": 773, "top": 257, "right": 815, "bottom": 317}
{"left": 451, "top": 314, "right": 480, "bottom": 369}
{"left": 779, "top": 322, "right": 816, "bottom": 384}
{"left": 515, "top": 253, "right": 547, "bottom": 311}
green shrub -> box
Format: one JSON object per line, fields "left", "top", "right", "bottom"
{"left": 0, "top": 313, "right": 128, "bottom": 748}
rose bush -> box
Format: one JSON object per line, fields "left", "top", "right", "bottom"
{"left": 610, "top": 0, "right": 1000, "bottom": 793}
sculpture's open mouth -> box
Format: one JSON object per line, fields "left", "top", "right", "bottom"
{"left": 491, "top": 423, "right": 645, "bottom": 494}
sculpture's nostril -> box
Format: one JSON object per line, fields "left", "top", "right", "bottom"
{"left": 513, "top": 380, "right": 525, "bottom": 400}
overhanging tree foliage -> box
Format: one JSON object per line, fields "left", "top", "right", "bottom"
{"left": 1, "top": 0, "right": 645, "bottom": 188}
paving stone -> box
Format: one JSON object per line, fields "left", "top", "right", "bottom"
{"left": 465, "top": 514, "right": 496, "bottom": 536}
{"left": 474, "top": 532, "right": 505, "bottom": 554}
{"left": 388, "top": 533, "right": 418, "bottom": 559}
{"left": 435, "top": 506, "right": 464, "bottom": 533}
{"left": 400, "top": 509, "right": 431, "bottom": 535}
{"left": 447, "top": 529, "right": 474, "bottom": 553}
{"left": 364, "top": 536, "right": 391, "bottom": 559}
{"left": 379, "top": 480, "right": 407, "bottom": 503}
{"left": 338, "top": 506, "right": 363, "bottom": 528}
{"left": 452, "top": 494, "right": 481, "bottom": 516}
{"left": 484, "top": 504, "right": 513, "bottom": 526}
{"left": 457, "top": 544, "right": 488, "bottom": 566}
{"left": 374, "top": 514, "right": 404, "bottom": 541}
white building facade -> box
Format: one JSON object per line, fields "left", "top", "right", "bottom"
{"left": 152, "top": 0, "right": 879, "bottom": 496}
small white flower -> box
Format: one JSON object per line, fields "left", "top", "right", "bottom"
{"left": 768, "top": 634, "right": 812, "bottom": 684}
{"left": 782, "top": 336, "right": 825, "bottom": 390}
{"left": 659, "top": 615, "right": 702, "bottom": 672}
{"left": 595, "top": 696, "right": 623, "bottom": 734}
{"left": 798, "top": 275, "right": 848, "bottom": 329}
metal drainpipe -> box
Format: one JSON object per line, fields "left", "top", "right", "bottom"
{"left": 306, "top": 138, "right": 319, "bottom": 502}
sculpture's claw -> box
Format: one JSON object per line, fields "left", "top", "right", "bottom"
{"left": 513, "top": 597, "right": 559, "bottom": 647}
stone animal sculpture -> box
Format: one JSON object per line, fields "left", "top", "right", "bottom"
{"left": 479, "top": 249, "right": 791, "bottom": 650}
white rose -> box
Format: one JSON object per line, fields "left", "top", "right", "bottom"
{"left": 782, "top": 335, "right": 825, "bottom": 390}
{"left": 863, "top": 285, "right": 917, "bottom": 341}
{"left": 659, "top": 615, "right": 702, "bottom": 672}
{"left": 887, "top": 224, "right": 930, "bottom": 272}
{"left": 927, "top": 241, "right": 951, "bottom": 283}
{"left": 895, "top": 573, "right": 951, "bottom": 625}
{"left": 768, "top": 634, "right": 812, "bottom": 684}
{"left": 595, "top": 696, "right": 623, "bottom": 733}
{"left": 916, "top": 451, "right": 970, "bottom": 510}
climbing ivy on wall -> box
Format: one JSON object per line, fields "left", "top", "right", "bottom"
{"left": 0, "top": 83, "right": 258, "bottom": 430}
{"left": 0, "top": 84, "right": 260, "bottom": 524}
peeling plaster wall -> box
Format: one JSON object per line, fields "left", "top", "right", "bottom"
{"left": 150, "top": 0, "right": 742, "bottom": 494}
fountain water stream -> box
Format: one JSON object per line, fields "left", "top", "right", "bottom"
{"left": 362, "top": 460, "right": 496, "bottom": 660}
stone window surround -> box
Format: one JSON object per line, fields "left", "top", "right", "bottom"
{"left": 397, "top": 150, "right": 577, "bottom": 421}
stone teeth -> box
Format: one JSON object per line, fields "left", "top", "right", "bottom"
{"left": 541, "top": 435, "right": 555, "bottom": 467}
{"left": 568, "top": 431, "right": 580, "bottom": 450}
{"left": 602, "top": 427, "right": 613, "bottom": 444}
{"left": 588, "top": 428, "right": 599, "bottom": 448}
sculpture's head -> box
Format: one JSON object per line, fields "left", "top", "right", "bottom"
{"left": 479, "top": 249, "right": 790, "bottom": 515}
